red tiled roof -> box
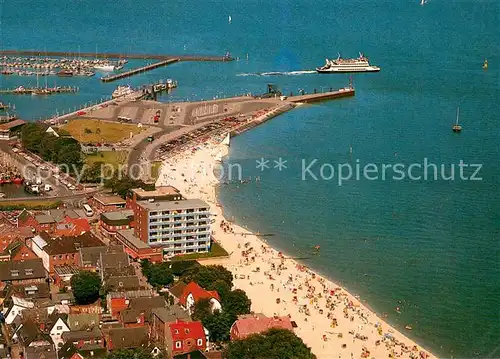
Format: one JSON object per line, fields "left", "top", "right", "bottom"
{"left": 179, "top": 282, "right": 220, "bottom": 306}
{"left": 169, "top": 320, "right": 205, "bottom": 342}
{"left": 54, "top": 216, "right": 91, "bottom": 237}
{"left": 231, "top": 314, "right": 293, "bottom": 339}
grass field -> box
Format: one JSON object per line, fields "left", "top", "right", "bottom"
{"left": 171, "top": 242, "right": 229, "bottom": 261}
{"left": 62, "top": 119, "right": 145, "bottom": 144}
{"left": 85, "top": 151, "right": 128, "bottom": 168}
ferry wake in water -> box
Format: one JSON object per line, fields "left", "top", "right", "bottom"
{"left": 237, "top": 70, "right": 316, "bottom": 77}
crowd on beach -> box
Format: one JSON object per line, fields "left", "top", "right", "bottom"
{"left": 155, "top": 133, "right": 435, "bottom": 359}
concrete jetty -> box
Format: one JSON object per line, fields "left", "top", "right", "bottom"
{"left": 0, "top": 50, "right": 233, "bottom": 62}
{"left": 101, "top": 59, "right": 179, "bottom": 82}
{"left": 288, "top": 87, "right": 355, "bottom": 103}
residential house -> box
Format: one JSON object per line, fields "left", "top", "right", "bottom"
{"left": 166, "top": 320, "right": 208, "bottom": 357}
{"left": 67, "top": 313, "right": 100, "bottom": 331}
{"left": 57, "top": 341, "right": 107, "bottom": 359}
{"left": 150, "top": 306, "right": 191, "bottom": 345}
{"left": 90, "top": 194, "right": 127, "bottom": 212}
{"left": 49, "top": 316, "right": 71, "bottom": 349}
{"left": 0, "top": 258, "right": 46, "bottom": 291}
{"left": 99, "top": 210, "right": 134, "bottom": 237}
{"left": 51, "top": 292, "right": 74, "bottom": 306}
{"left": 105, "top": 276, "right": 141, "bottom": 292}
{"left": 116, "top": 229, "right": 163, "bottom": 263}
{"left": 61, "top": 327, "right": 104, "bottom": 350}
{"left": 106, "top": 289, "right": 155, "bottom": 319}
{"left": 3, "top": 296, "right": 35, "bottom": 324}
{"left": 119, "top": 309, "right": 146, "bottom": 328}
{"left": 16, "top": 319, "right": 54, "bottom": 357}
{"left": 6, "top": 282, "right": 51, "bottom": 300}
{"left": 25, "top": 345, "right": 58, "bottom": 359}
{"left": 69, "top": 301, "right": 102, "bottom": 315}
{"left": 229, "top": 313, "right": 293, "bottom": 340}
{"left": 177, "top": 282, "right": 221, "bottom": 315}
{"left": 105, "top": 326, "right": 149, "bottom": 351}
{"left": 53, "top": 265, "right": 80, "bottom": 289}
{"left": 31, "top": 232, "right": 103, "bottom": 273}
{"left": 1, "top": 240, "right": 38, "bottom": 262}
{"left": 78, "top": 245, "right": 125, "bottom": 270}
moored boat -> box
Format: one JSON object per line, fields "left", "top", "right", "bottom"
{"left": 112, "top": 85, "right": 134, "bottom": 98}
{"left": 12, "top": 177, "right": 24, "bottom": 185}
{"left": 316, "top": 53, "right": 381, "bottom": 73}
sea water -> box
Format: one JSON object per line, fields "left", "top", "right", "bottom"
{"left": 1, "top": 0, "right": 498, "bottom": 357}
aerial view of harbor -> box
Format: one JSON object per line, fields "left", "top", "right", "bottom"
{"left": 0, "top": 1, "right": 497, "bottom": 359}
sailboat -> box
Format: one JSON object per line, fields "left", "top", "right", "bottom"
{"left": 452, "top": 107, "right": 462, "bottom": 133}
{"left": 482, "top": 59, "right": 488, "bottom": 70}
{"left": 420, "top": 0, "right": 427, "bottom": 5}
{"left": 222, "top": 133, "right": 230, "bottom": 146}
{"left": 228, "top": 15, "right": 232, "bottom": 24}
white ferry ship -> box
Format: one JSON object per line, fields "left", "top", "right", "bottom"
{"left": 316, "top": 53, "right": 380, "bottom": 73}
{"left": 112, "top": 85, "right": 134, "bottom": 98}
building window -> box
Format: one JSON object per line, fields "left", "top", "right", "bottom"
{"left": 10, "top": 270, "right": 19, "bottom": 277}
{"left": 175, "top": 341, "right": 181, "bottom": 349}
{"left": 197, "top": 338, "right": 203, "bottom": 346}
{"left": 57, "top": 326, "right": 63, "bottom": 330}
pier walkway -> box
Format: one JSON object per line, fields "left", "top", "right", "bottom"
{"left": 101, "top": 59, "right": 179, "bottom": 82}
{"left": 287, "top": 87, "right": 355, "bottom": 103}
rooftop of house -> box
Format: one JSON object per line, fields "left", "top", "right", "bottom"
{"left": 100, "top": 209, "right": 134, "bottom": 223}
{"left": 54, "top": 265, "right": 80, "bottom": 276}
{"left": 24, "top": 344, "right": 58, "bottom": 359}
{"left": 0, "top": 119, "right": 25, "bottom": 130}
{"left": 9, "top": 282, "right": 51, "bottom": 299}
{"left": 107, "top": 289, "right": 154, "bottom": 300}
{"left": 51, "top": 292, "right": 74, "bottom": 304}
{"left": 169, "top": 320, "right": 205, "bottom": 342}
{"left": 137, "top": 198, "right": 209, "bottom": 212}
{"left": 93, "top": 194, "right": 127, "bottom": 206}
{"left": 119, "top": 308, "right": 145, "bottom": 324}
{"left": 106, "top": 276, "right": 141, "bottom": 291}
{"left": 168, "top": 282, "right": 187, "bottom": 299}
{"left": 0, "top": 258, "right": 46, "bottom": 281}
{"left": 62, "top": 327, "right": 102, "bottom": 341}
{"left": 108, "top": 326, "right": 149, "bottom": 350}
{"left": 43, "top": 232, "right": 103, "bottom": 255}
{"left": 100, "top": 251, "right": 130, "bottom": 269}
{"left": 152, "top": 305, "right": 191, "bottom": 324}
{"left": 117, "top": 229, "right": 150, "bottom": 249}
{"left": 129, "top": 296, "right": 166, "bottom": 311}
{"left": 179, "top": 282, "right": 220, "bottom": 307}
{"left": 130, "top": 186, "right": 181, "bottom": 199}
{"left": 49, "top": 209, "right": 80, "bottom": 221}
{"left": 34, "top": 214, "right": 57, "bottom": 225}
{"left": 67, "top": 313, "right": 100, "bottom": 331}
{"left": 79, "top": 245, "right": 124, "bottom": 267}
{"left": 54, "top": 216, "right": 91, "bottom": 237}
{"left": 232, "top": 313, "right": 293, "bottom": 337}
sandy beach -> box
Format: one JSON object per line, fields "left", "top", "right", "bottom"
{"left": 155, "top": 134, "right": 436, "bottom": 359}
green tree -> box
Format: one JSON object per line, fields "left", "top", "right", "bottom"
{"left": 70, "top": 271, "right": 102, "bottom": 305}
{"left": 223, "top": 289, "right": 251, "bottom": 316}
{"left": 191, "top": 298, "right": 212, "bottom": 323}
{"left": 107, "top": 348, "right": 164, "bottom": 359}
{"left": 181, "top": 265, "right": 233, "bottom": 291}
{"left": 140, "top": 261, "right": 173, "bottom": 288}
{"left": 80, "top": 161, "right": 105, "bottom": 183}
{"left": 21, "top": 123, "right": 44, "bottom": 153}
{"left": 226, "top": 328, "right": 316, "bottom": 359}
{"left": 203, "top": 310, "right": 235, "bottom": 343}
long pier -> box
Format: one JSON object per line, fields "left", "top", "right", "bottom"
{"left": 101, "top": 59, "right": 179, "bottom": 82}
{"left": 288, "top": 87, "right": 355, "bottom": 103}
{"left": 0, "top": 50, "right": 233, "bottom": 62}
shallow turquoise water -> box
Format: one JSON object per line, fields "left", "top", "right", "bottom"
{"left": 1, "top": 0, "right": 499, "bottom": 357}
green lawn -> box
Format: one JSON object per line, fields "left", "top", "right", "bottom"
{"left": 150, "top": 161, "right": 162, "bottom": 180}
{"left": 62, "top": 119, "right": 145, "bottom": 144}
{"left": 85, "top": 151, "right": 128, "bottom": 168}
{"left": 170, "top": 242, "right": 229, "bottom": 261}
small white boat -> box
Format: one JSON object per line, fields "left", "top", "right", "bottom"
{"left": 94, "top": 64, "right": 116, "bottom": 72}
{"left": 228, "top": 15, "right": 232, "bottom": 23}
{"left": 0, "top": 193, "right": 5, "bottom": 198}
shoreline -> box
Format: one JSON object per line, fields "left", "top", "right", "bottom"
{"left": 156, "top": 137, "right": 437, "bottom": 359}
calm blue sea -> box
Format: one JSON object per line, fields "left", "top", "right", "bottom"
{"left": 1, "top": 0, "right": 499, "bottom": 357}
